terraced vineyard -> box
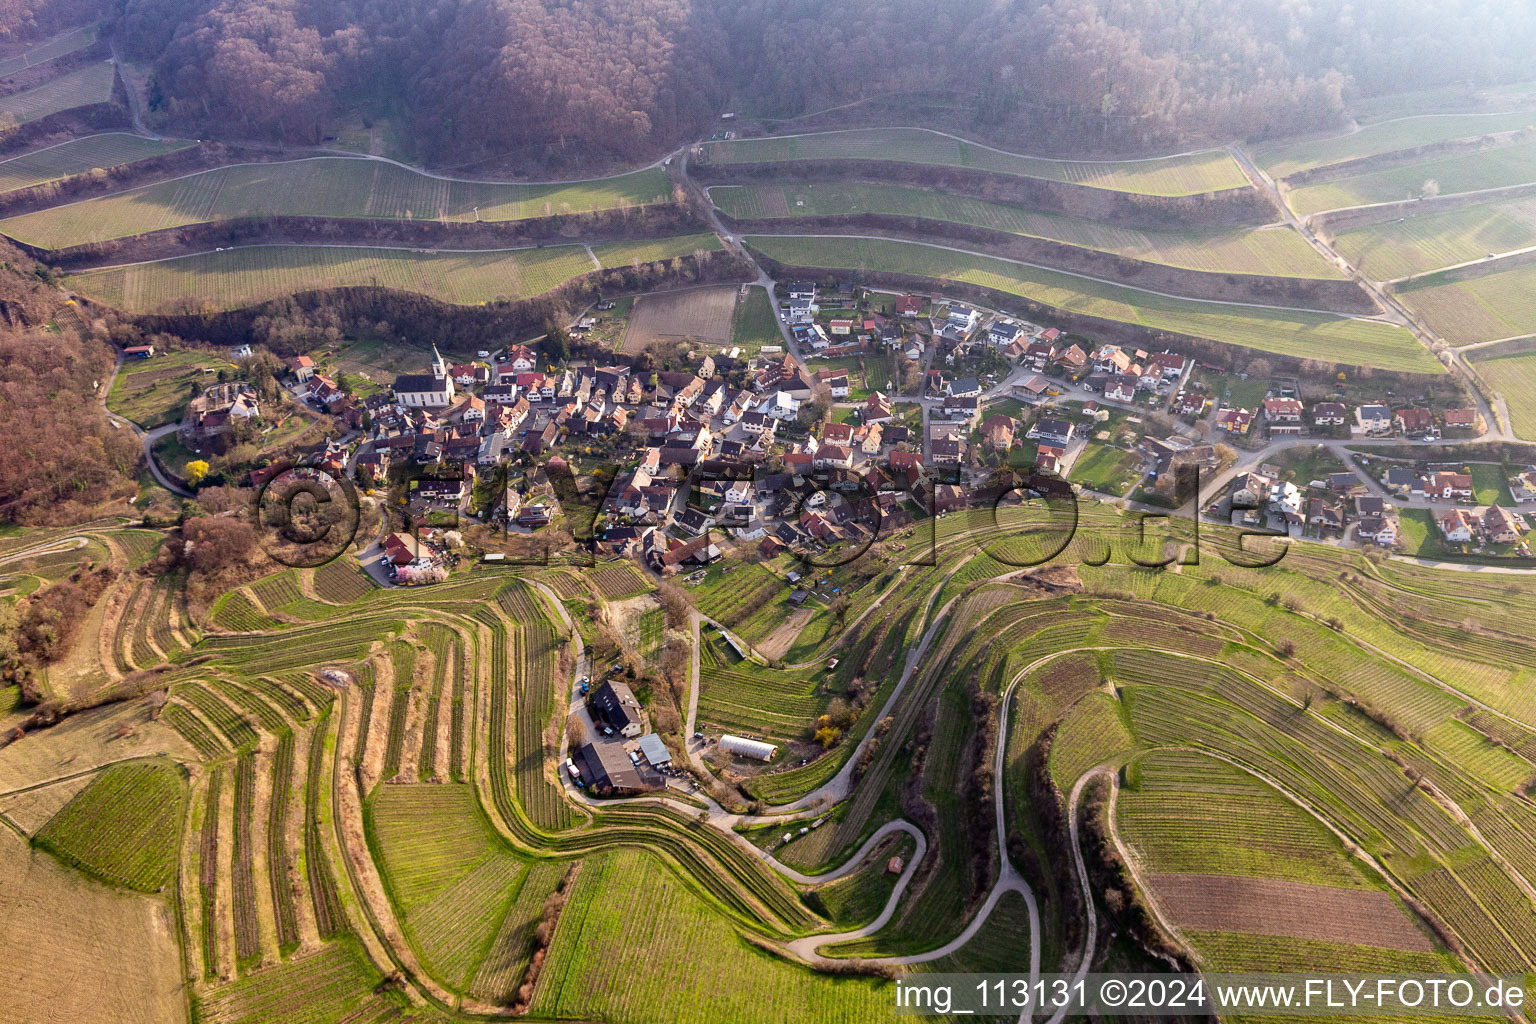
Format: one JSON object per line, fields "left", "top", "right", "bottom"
{"left": 712, "top": 182, "right": 1341, "bottom": 277}
{"left": 13, "top": 500, "right": 1536, "bottom": 1024}
{"left": 66, "top": 243, "right": 601, "bottom": 313}
{"left": 0, "top": 61, "right": 116, "bottom": 124}
{"left": 0, "top": 133, "right": 192, "bottom": 195}
{"left": 1285, "top": 136, "right": 1536, "bottom": 215}
{"left": 1396, "top": 262, "right": 1536, "bottom": 345}
{"left": 0, "top": 159, "right": 671, "bottom": 248}
{"left": 701, "top": 128, "right": 1250, "bottom": 195}
{"left": 1328, "top": 194, "right": 1536, "bottom": 279}
{"left": 1468, "top": 348, "right": 1536, "bottom": 440}
{"left": 1254, "top": 111, "right": 1536, "bottom": 177}
{"left": 746, "top": 234, "right": 1440, "bottom": 372}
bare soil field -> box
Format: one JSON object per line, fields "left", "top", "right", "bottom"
{"left": 1149, "top": 873, "right": 1435, "bottom": 951}
{"left": 620, "top": 285, "right": 738, "bottom": 353}
{"left": 756, "top": 608, "right": 814, "bottom": 660}
{"left": 0, "top": 828, "right": 186, "bottom": 1024}
{"left": 0, "top": 770, "right": 96, "bottom": 833}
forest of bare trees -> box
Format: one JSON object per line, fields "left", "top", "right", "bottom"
{"left": 8, "top": 0, "right": 1522, "bottom": 168}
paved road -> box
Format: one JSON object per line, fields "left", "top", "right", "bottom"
{"left": 99, "top": 350, "right": 194, "bottom": 498}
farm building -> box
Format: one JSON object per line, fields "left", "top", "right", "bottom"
{"left": 576, "top": 741, "right": 657, "bottom": 795}
{"left": 636, "top": 733, "right": 672, "bottom": 768}
{"left": 720, "top": 734, "right": 776, "bottom": 761}
{"left": 589, "top": 680, "right": 643, "bottom": 738}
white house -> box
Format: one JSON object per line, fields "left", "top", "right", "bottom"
{"left": 759, "top": 390, "right": 801, "bottom": 422}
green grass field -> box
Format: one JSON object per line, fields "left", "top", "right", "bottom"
{"left": 0, "top": 133, "right": 193, "bottom": 196}
{"left": 0, "top": 61, "right": 116, "bottom": 125}
{"left": 1286, "top": 136, "right": 1536, "bottom": 214}
{"left": 702, "top": 128, "right": 1249, "bottom": 196}
{"left": 0, "top": 158, "right": 671, "bottom": 248}
{"left": 711, "top": 182, "right": 1339, "bottom": 278}
{"left": 1469, "top": 349, "right": 1536, "bottom": 440}
{"left": 106, "top": 347, "right": 231, "bottom": 426}
{"left": 69, "top": 243, "right": 601, "bottom": 312}
{"left": 1397, "top": 262, "right": 1536, "bottom": 345}
{"left": 0, "top": 24, "right": 99, "bottom": 76}
{"left": 1328, "top": 195, "right": 1536, "bottom": 280}
{"left": 746, "top": 234, "right": 1440, "bottom": 372}
{"left": 731, "top": 283, "right": 782, "bottom": 352}
{"left": 1254, "top": 111, "right": 1536, "bottom": 178}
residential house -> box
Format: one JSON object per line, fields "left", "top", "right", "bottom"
{"left": 939, "top": 395, "right": 980, "bottom": 425}
{"left": 1395, "top": 407, "right": 1436, "bottom": 437}
{"left": 1230, "top": 472, "right": 1272, "bottom": 508}
{"left": 930, "top": 438, "right": 962, "bottom": 465}
{"left": 1148, "top": 351, "right": 1187, "bottom": 380}
{"left": 1307, "top": 497, "right": 1344, "bottom": 531}
{"left": 946, "top": 305, "right": 979, "bottom": 335}
{"left": 285, "top": 355, "right": 316, "bottom": 382}
{"left": 1312, "top": 402, "right": 1347, "bottom": 427}
{"left": 758, "top": 390, "right": 802, "bottom": 422}
{"left": 988, "top": 321, "right": 1023, "bottom": 348}
{"left": 1483, "top": 505, "right": 1526, "bottom": 544}
{"left": 815, "top": 445, "right": 854, "bottom": 470}
{"left": 1357, "top": 515, "right": 1398, "bottom": 546}
{"left": 589, "top": 680, "right": 643, "bottom": 738}
{"left": 895, "top": 294, "right": 922, "bottom": 317}
{"left": 1355, "top": 404, "right": 1392, "bottom": 435}
{"left": 1056, "top": 344, "right": 1088, "bottom": 373}
{"left": 1026, "top": 417, "right": 1074, "bottom": 447}
{"left": 1383, "top": 467, "right": 1418, "bottom": 494}
{"left": 948, "top": 376, "right": 981, "bottom": 399}
{"left": 1104, "top": 374, "right": 1139, "bottom": 404}
{"left": 982, "top": 414, "right": 1015, "bottom": 449}
{"left": 504, "top": 344, "right": 537, "bottom": 372}
{"left": 1262, "top": 397, "right": 1304, "bottom": 436}
{"left": 1442, "top": 408, "right": 1480, "bottom": 434}
{"left": 1214, "top": 407, "right": 1253, "bottom": 434}
{"left": 1023, "top": 341, "right": 1057, "bottom": 370}
{"left": 1438, "top": 509, "right": 1475, "bottom": 543}
{"left": 1510, "top": 467, "right": 1536, "bottom": 504}
{"left": 1423, "top": 471, "right": 1474, "bottom": 501}
{"left": 864, "top": 391, "right": 893, "bottom": 423}
{"left": 1035, "top": 444, "right": 1064, "bottom": 474}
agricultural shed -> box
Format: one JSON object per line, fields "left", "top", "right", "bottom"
{"left": 720, "top": 734, "right": 777, "bottom": 761}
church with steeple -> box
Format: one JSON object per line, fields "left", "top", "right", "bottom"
{"left": 391, "top": 344, "right": 456, "bottom": 408}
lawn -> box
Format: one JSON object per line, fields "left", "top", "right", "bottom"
{"left": 702, "top": 128, "right": 1250, "bottom": 196}
{"left": 1328, "top": 195, "right": 1536, "bottom": 280}
{"left": 1397, "top": 508, "right": 1436, "bottom": 556}
{"left": 1286, "top": 136, "right": 1536, "bottom": 215}
{"left": 1469, "top": 463, "right": 1516, "bottom": 506}
{"left": 712, "top": 182, "right": 1340, "bottom": 278}
{"left": 1396, "top": 262, "right": 1536, "bottom": 345}
{"left": 1254, "top": 110, "right": 1536, "bottom": 178}
{"left": 0, "top": 134, "right": 192, "bottom": 196}
{"left": 0, "top": 62, "right": 116, "bottom": 125}
{"left": 746, "top": 235, "right": 1441, "bottom": 373}
{"left": 69, "top": 243, "right": 602, "bottom": 313}
{"left": 107, "top": 348, "right": 230, "bottom": 427}
{"left": 731, "top": 284, "right": 782, "bottom": 353}
{"left": 0, "top": 158, "right": 671, "bottom": 248}
{"left": 1069, "top": 443, "right": 1141, "bottom": 495}
{"left": 1469, "top": 348, "right": 1536, "bottom": 440}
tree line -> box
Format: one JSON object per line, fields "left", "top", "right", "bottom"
{"left": 95, "top": 0, "right": 1536, "bottom": 168}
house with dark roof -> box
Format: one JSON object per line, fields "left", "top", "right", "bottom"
{"left": 589, "top": 680, "right": 643, "bottom": 738}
